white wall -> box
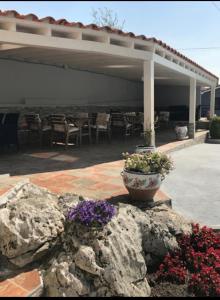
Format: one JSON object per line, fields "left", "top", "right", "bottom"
{"left": 0, "top": 58, "right": 142, "bottom": 108}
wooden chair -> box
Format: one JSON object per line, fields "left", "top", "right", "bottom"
{"left": 111, "top": 112, "right": 133, "bottom": 138}
{"left": 74, "top": 112, "right": 92, "bottom": 144}
{"left": 139, "top": 112, "right": 159, "bottom": 132}
{"left": 49, "top": 114, "right": 80, "bottom": 149}
{"left": 125, "top": 112, "right": 142, "bottom": 135}
{"left": 91, "top": 113, "right": 111, "bottom": 143}
{"left": 25, "top": 113, "right": 52, "bottom": 147}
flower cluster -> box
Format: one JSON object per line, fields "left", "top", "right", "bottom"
{"left": 157, "top": 251, "right": 187, "bottom": 284}
{"left": 123, "top": 152, "right": 174, "bottom": 180}
{"left": 156, "top": 223, "right": 220, "bottom": 296}
{"left": 188, "top": 266, "right": 220, "bottom": 297}
{"left": 67, "top": 200, "right": 116, "bottom": 227}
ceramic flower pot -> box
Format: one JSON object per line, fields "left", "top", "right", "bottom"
{"left": 135, "top": 145, "right": 156, "bottom": 154}
{"left": 175, "top": 126, "right": 188, "bottom": 140}
{"left": 121, "top": 169, "right": 161, "bottom": 201}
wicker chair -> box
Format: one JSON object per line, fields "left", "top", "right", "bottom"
{"left": 49, "top": 114, "right": 80, "bottom": 149}
{"left": 91, "top": 113, "right": 111, "bottom": 143}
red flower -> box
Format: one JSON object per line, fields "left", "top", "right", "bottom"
{"left": 156, "top": 223, "right": 220, "bottom": 296}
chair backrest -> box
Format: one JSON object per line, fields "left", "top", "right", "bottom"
{"left": 111, "top": 112, "right": 126, "bottom": 127}
{"left": 159, "top": 111, "right": 170, "bottom": 122}
{"left": 49, "top": 114, "right": 68, "bottom": 132}
{"left": 25, "top": 113, "right": 41, "bottom": 130}
{"left": 96, "top": 113, "right": 110, "bottom": 127}
{"left": 75, "top": 112, "right": 88, "bottom": 119}
{"left": 125, "top": 112, "right": 136, "bottom": 116}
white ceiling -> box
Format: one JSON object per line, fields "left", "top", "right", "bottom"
{"left": 0, "top": 45, "right": 196, "bottom": 85}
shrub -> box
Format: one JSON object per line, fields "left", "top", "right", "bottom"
{"left": 156, "top": 223, "right": 220, "bottom": 297}
{"left": 209, "top": 116, "right": 220, "bottom": 139}
{"left": 67, "top": 200, "right": 116, "bottom": 228}
{"left": 123, "top": 152, "right": 174, "bottom": 180}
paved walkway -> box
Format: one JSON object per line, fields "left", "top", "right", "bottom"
{"left": 162, "top": 143, "right": 220, "bottom": 228}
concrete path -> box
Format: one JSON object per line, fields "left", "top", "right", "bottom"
{"left": 162, "top": 143, "right": 220, "bottom": 227}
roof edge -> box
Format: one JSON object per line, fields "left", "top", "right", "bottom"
{"left": 0, "top": 9, "right": 218, "bottom": 81}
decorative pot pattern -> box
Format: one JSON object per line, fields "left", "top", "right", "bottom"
{"left": 135, "top": 145, "right": 156, "bottom": 154}
{"left": 122, "top": 170, "right": 161, "bottom": 190}
{"left": 175, "top": 126, "right": 188, "bottom": 140}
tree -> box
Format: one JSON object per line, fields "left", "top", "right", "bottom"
{"left": 91, "top": 7, "right": 125, "bottom": 30}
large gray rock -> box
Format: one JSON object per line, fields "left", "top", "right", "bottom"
{"left": 43, "top": 200, "right": 191, "bottom": 297}
{"left": 0, "top": 182, "right": 65, "bottom": 267}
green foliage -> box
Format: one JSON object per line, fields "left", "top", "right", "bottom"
{"left": 210, "top": 116, "right": 220, "bottom": 139}
{"left": 143, "top": 129, "right": 153, "bottom": 146}
{"left": 123, "top": 152, "right": 174, "bottom": 180}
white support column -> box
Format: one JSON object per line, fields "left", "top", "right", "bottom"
{"left": 189, "top": 77, "right": 197, "bottom": 138}
{"left": 210, "top": 86, "right": 216, "bottom": 118}
{"left": 143, "top": 59, "right": 155, "bottom": 146}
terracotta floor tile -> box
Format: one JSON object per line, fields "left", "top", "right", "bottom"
{"left": 154, "top": 189, "right": 171, "bottom": 201}
{"left": 71, "top": 177, "right": 98, "bottom": 187}
{"left": 88, "top": 182, "right": 122, "bottom": 191}
{"left": 9, "top": 269, "right": 41, "bottom": 292}
{"left": 27, "top": 152, "right": 59, "bottom": 159}
{"left": 0, "top": 279, "right": 28, "bottom": 297}
{"left": 51, "top": 154, "right": 79, "bottom": 163}
{"left": 0, "top": 187, "right": 11, "bottom": 196}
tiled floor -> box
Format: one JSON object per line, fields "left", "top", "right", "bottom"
{"left": 0, "top": 129, "right": 207, "bottom": 199}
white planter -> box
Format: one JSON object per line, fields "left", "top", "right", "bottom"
{"left": 121, "top": 169, "right": 161, "bottom": 201}
{"left": 175, "top": 126, "right": 188, "bottom": 140}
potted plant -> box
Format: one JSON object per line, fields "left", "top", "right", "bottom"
{"left": 121, "top": 152, "right": 174, "bottom": 201}
{"left": 175, "top": 122, "right": 188, "bottom": 140}
{"left": 135, "top": 129, "right": 156, "bottom": 154}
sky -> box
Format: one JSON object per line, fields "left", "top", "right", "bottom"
{"left": 0, "top": 1, "right": 220, "bottom": 78}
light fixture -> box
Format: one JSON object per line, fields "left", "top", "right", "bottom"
{"left": 105, "top": 65, "right": 134, "bottom": 69}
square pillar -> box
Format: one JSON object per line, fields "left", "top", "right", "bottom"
{"left": 143, "top": 60, "right": 155, "bottom": 146}
{"left": 189, "top": 77, "right": 196, "bottom": 138}
{"left": 210, "top": 86, "right": 216, "bottom": 118}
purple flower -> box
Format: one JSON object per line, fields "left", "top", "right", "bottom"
{"left": 67, "top": 200, "right": 116, "bottom": 227}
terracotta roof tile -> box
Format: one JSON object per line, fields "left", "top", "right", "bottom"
{"left": 0, "top": 9, "right": 218, "bottom": 80}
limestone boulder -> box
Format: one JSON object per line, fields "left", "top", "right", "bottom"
{"left": 43, "top": 200, "right": 191, "bottom": 297}
{"left": 0, "top": 182, "right": 65, "bottom": 267}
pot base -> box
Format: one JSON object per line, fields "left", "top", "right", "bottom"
{"left": 126, "top": 186, "right": 159, "bottom": 201}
